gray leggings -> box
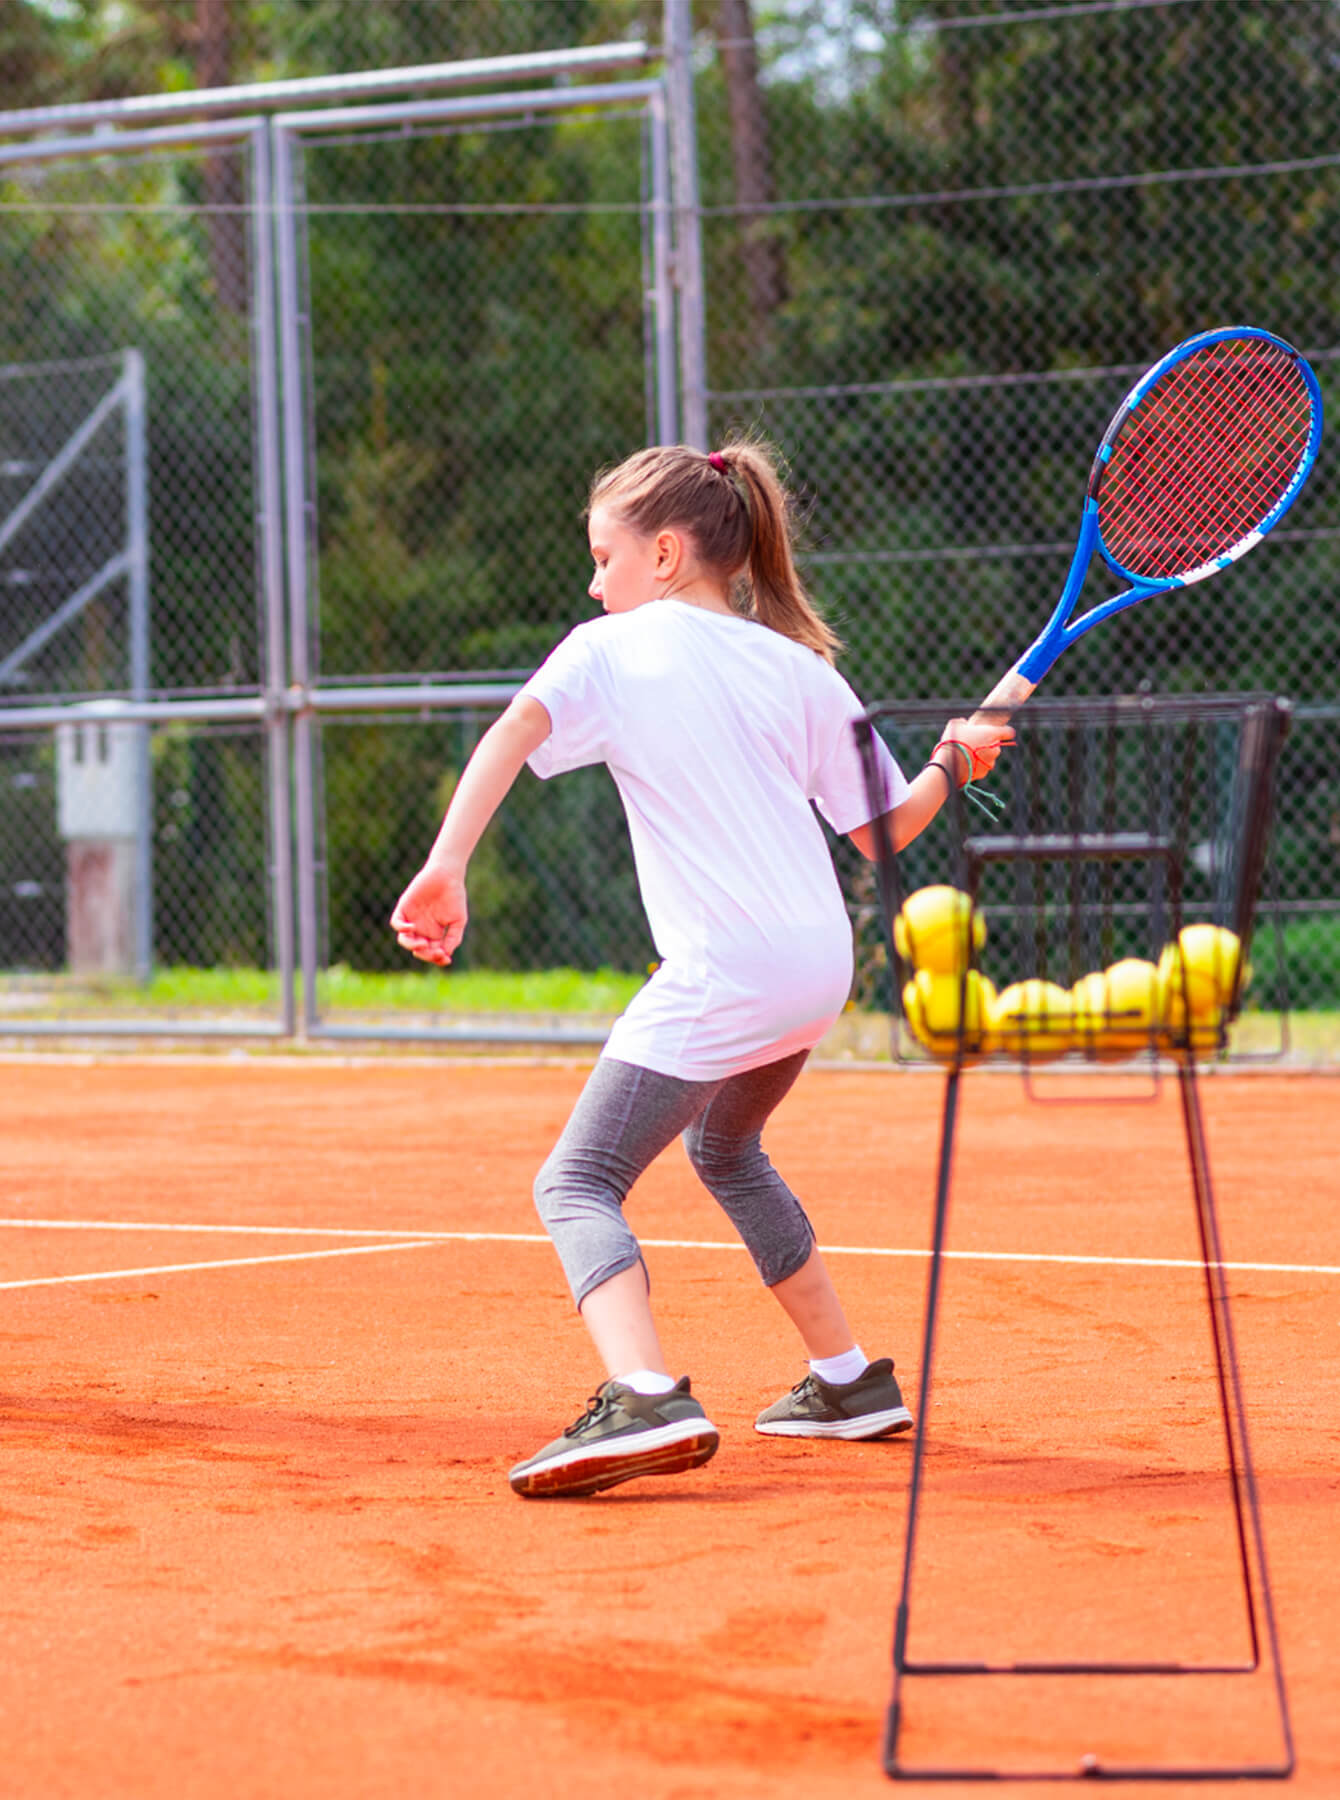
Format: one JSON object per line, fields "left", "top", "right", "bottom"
{"left": 533, "top": 1052, "right": 815, "bottom": 1308}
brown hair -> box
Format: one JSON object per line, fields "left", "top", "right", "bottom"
{"left": 588, "top": 438, "right": 841, "bottom": 662}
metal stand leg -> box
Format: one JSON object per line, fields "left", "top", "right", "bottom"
{"left": 884, "top": 1065, "right": 962, "bottom": 1775}
{"left": 883, "top": 1064, "right": 1295, "bottom": 1780}
{"left": 1173, "top": 1057, "right": 1295, "bottom": 1779}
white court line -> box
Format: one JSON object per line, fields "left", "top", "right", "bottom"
{"left": 0, "top": 1238, "right": 440, "bottom": 1292}
{"left": 0, "top": 1219, "right": 1337, "bottom": 1280}
{"left": 0, "top": 1218, "right": 446, "bottom": 1239}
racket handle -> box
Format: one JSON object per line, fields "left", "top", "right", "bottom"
{"left": 974, "top": 666, "right": 1036, "bottom": 726}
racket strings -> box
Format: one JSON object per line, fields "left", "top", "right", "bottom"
{"left": 1098, "top": 340, "right": 1313, "bottom": 578}
{"left": 1102, "top": 355, "right": 1308, "bottom": 573}
{"left": 1106, "top": 358, "right": 1306, "bottom": 568}
{"left": 1149, "top": 353, "right": 1309, "bottom": 524}
{"left": 1125, "top": 409, "right": 1305, "bottom": 568}
{"left": 1120, "top": 347, "right": 1307, "bottom": 519}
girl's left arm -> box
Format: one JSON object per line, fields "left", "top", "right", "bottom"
{"left": 390, "top": 695, "right": 552, "bottom": 965}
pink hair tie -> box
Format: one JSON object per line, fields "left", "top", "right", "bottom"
{"left": 707, "top": 451, "right": 727, "bottom": 472}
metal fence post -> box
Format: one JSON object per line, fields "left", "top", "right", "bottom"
{"left": 273, "top": 120, "right": 320, "bottom": 1039}
{"left": 122, "top": 347, "right": 154, "bottom": 984}
{"left": 664, "top": 0, "right": 708, "bottom": 450}
{"left": 251, "top": 120, "right": 296, "bottom": 1037}
{"left": 649, "top": 84, "right": 679, "bottom": 445}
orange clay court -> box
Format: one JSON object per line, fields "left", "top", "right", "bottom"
{"left": 0, "top": 1057, "right": 1336, "bottom": 1798}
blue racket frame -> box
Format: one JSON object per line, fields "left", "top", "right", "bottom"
{"left": 1015, "top": 325, "right": 1324, "bottom": 686}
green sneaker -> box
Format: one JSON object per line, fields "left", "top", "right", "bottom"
{"left": 509, "top": 1377, "right": 720, "bottom": 1498}
{"left": 754, "top": 1357, "right": 913, "bottom": 1440}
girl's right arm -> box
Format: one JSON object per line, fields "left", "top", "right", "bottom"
{"left": 848, "top": 715, "right": 1011, "bottom": 859}
{"left": 390, "top": 695, "right": 552, "bottom": 965}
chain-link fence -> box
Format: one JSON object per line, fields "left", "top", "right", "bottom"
{"left": 0, "top": 150, "right": 268, "bottom": 694}
{"left": 292, "top": 83, "right": 664, "bottom": 1038}
{"left": 0, "top": 0, "right": 1335, "bottom": 1047}
{"left": 0, "top": 115, "right": 290, "bottom": 1034}
{"left": 696, "top": 0, "right": 1340, "bottom": 1031}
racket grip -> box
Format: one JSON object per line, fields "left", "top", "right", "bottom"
{"left": 974, "top": 667, "right": 1036, "bottom": 726}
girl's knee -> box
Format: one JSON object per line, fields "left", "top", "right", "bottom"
{"left": 684, "top": 1123, "right": 755, "bottom": 1189}
{"left": 533, "top": 1145, "right": 627, "bottom": 1230}
{"left": 681, "top": 1114, "right": 706, "bottom": 1167}
{"left": 532, "top": 1147, "right": 571, "bottom": 1226}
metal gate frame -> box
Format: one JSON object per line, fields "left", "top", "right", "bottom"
{"left": 0, "top": 112, "right": 292, "bottom": 1038}
{"left": 269, "top": 75, "right": 677, "bottom": 1043}
{"left": 0, "top": 34, "right": 707, "bottom": 1045}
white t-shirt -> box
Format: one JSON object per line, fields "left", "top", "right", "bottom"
{"left": 521, "top": 600, "right": 907, "bottom": 1080}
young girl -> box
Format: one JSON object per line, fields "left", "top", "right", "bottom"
{"left": 391, "top": 441, "right": 1008, "bottom": 1500}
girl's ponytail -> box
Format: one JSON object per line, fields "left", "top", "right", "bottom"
{"left": 716, "top": 442, "right": 841, "bottom": 663}
{"left": 590, "top": 435, "right": 841, "bottom": 663}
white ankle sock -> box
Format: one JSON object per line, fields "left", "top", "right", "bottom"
{"left": 809, "top": 1346, "right": 869, "bottom": 1386}
{"left": 617, "top": 1369, "right": 678, "bottom": 1396}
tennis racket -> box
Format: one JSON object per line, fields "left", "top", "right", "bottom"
{"left": 977, "top": 325, "right": 1323, "bottom": 722}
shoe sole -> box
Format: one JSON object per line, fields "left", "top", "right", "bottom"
{"left": 510, "top": 1420, "right": 720, "bottom": 1499}
{"left": 753, "top": 1404, "right": 913, "bottom": 1441}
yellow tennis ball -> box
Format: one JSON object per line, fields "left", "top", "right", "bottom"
{"left": 1072, "top": 959, "right": 1159, "bottom": 1060}
{"left": 1157, "top": 926, "right": 1244, "bottom": 1052}
{"left": 1156, "top": 984, "right": 1223, "bottom": 1052}
{"left": 902, "top": 969, "right": 996, "bottom": 1060}
{"left": 1157, "top": 925, "right": 1245, "bottom": 1014}
{"left": 991, "top": 979, "right": 1074, "bottom": 1062}
{"left": 893, "top": 885, "right": 986, "bottom": 974}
